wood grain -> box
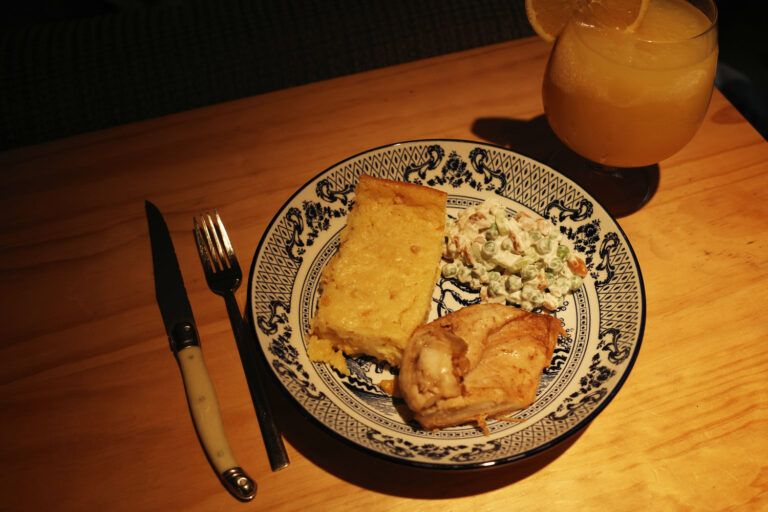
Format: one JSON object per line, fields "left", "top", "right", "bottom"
{"left": 1, "top": 36, "right": 767, "bottom": 511}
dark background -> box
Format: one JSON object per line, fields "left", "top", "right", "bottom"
{"left": 1, "top": 1, "right": 765, "bottom": 150}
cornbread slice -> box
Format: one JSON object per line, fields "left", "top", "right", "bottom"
{"left": 307, "top": 174, "right": 447, "bottom": 373}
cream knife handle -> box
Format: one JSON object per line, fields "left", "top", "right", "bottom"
{"left": 176, "top": 343, "right": 256, "bottom": 501}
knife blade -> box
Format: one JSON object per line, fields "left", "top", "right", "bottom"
{"left": 145, "top": 201, "right": 256, "bottom": 501}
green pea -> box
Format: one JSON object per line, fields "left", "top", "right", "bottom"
{"left": 506, "top": 275, "right": 523, "bottom": 291}
{"left": 482, "top": 241, "right": 497, "bottom": 257}
{"left": 458, "top": 267, "right": 472, "bottom": 283}
{"left": 521, "top": 265, "right": 538, "bottom": 281}
{"left": 442, "top": 264, "right": 458, "bottom": 278}
{"left": 500, "top": 238, "right": 513, "bottom": 251}
{"left": 488, "top": 281, "right": 505, "bottom": 297}
{"left": 485, "top": 223, "right": 500, "bottom": 240}
{"left": 570, "top": 275, "right": 583, "bottom": 291}
{"left": 530, "top": 231, "right": 542, "bottom": 241}
{"left": 557, "top": 244, "right": 570, "bottom": 259}
{"left": 548, "top": 257, "right": 564, "bottom": 272}
{"left": 471, "top": 266, "right": 487, "bottom": 279}
{"left": 536, "top": 237, "right": 552, "bottom": 254}
{"left": 488, "top": 270, "right": 501, "bottom": 282}
{"left": 507, "top": 290, "right": 522, "bottom": 304}
{"left": 521, "top": 285, "right": 537, "bottom": 300}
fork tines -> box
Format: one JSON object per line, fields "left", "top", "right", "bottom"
{"left": 194, "top": 210, "right": 237, "bottom": 273}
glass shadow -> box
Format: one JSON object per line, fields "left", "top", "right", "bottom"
{"left": 471, "top": 115, "right": 660, "bottom": 218}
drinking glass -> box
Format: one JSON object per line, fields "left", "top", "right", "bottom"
{"left": 542, "top": 0, "right": 718, "bottom": 216}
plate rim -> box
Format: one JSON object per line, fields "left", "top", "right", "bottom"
{"left": 246, "top": 138, "right": 647, "bottom": 470}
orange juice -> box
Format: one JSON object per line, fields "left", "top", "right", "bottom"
{"left": 542, "top": 0, "right": 718, "bottom": 167}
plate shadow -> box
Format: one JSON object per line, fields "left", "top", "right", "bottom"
{"left": 265, "top": 372, "right": 587, "bottom": 498}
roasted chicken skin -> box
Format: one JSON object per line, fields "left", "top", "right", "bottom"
{"left": 399, "top": 304, "right": 564, "bottom": 431}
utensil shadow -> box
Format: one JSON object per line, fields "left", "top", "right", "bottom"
{"left": 266, "top": 373, "right": 587, "bottom": 498}
{"left": 471, "top": 116, "right": 660, "bottom": 218}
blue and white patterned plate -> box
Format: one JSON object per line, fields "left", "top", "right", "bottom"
{"left": 247, "top": 140, "right": 645, "bottom": 469}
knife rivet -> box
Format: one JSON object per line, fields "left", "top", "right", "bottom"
{"left": 171, "top": 322, "right": 200, "bottom": 352}
{"left": 220, "top": 467, "right": 256, "bottom": 501}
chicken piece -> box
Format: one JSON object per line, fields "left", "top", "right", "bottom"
{"left": 399, "top": 304, "right": 564, "bottom": 432}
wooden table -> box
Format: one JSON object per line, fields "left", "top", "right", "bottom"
{"left": 2, "top": 36, "right": 767, "bottom": 511}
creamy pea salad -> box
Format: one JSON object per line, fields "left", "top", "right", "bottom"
{"left": 441, "top": 200, "right": 588, "bottom": 311}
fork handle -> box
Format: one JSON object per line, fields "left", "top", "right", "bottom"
{"left": 224, "top": 292, "right": 290, "bottom": 471}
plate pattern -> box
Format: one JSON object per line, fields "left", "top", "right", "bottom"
{"left": 248, "top": 140, "right": 644, "bottom": 468}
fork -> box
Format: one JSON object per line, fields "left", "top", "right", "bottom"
{"left": 194, "top": 210, "right": 290, "bottom": 472}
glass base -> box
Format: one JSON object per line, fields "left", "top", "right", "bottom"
{"left": 470, "top": 115, "right": 659, "bottom": 218}
{"left": 546, "top": 149, "right": 659, "bottom": 218}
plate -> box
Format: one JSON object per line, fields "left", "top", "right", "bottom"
{"left": 247, "top": 139, "right": 645, "bottom": 469}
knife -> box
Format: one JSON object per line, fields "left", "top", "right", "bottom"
{"left": 146, "top": 201, "right": 256, "bottom": 501}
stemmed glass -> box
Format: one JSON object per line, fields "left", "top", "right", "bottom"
{"left": 541, "top": 0, "right": 718, "bottom": 216}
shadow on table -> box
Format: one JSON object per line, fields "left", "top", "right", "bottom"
{"left": 471, "top": 115, "right": 660, "bottom": 218}
{"left": 266, "top": 375, "right": 587, "bottom": 498}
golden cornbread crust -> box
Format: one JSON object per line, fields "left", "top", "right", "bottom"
{"left": 308, "top": 174, "right": 447, "bottom": 372}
